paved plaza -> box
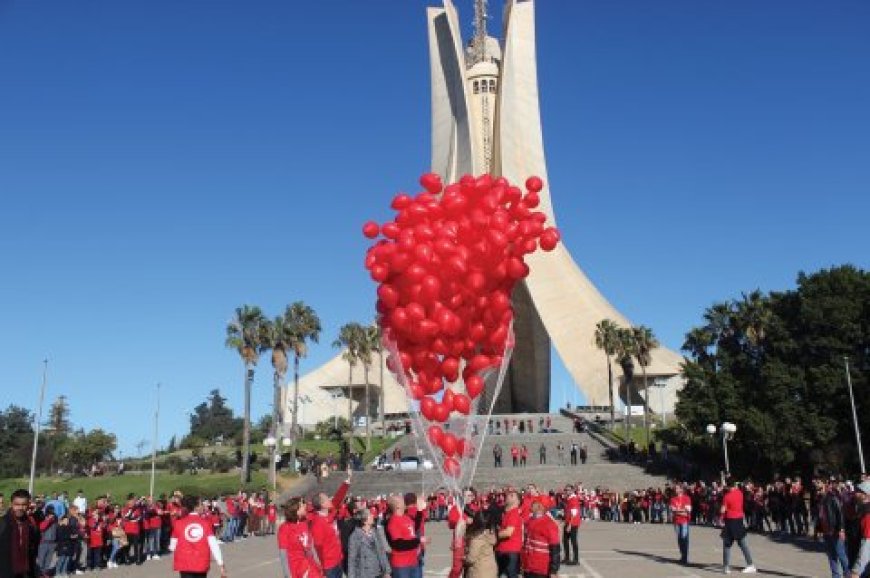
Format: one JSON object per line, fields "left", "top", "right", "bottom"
{"left": 107, "top": 521, "right": 830, "bottom": 577}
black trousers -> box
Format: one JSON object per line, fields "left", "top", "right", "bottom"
{"left": 131, "top": 533, "right": 144, "bottom": 564}
{"left": 525, "top": 573, "right": 548, "bottom": 578}
{"left": 180, "top": 573, "right": 207, "bottom": 578}
{"left": 562, "top": 527, "right": 578, "bottom": 562}
{"left": 497, "top": 552, "right": 520, "bottom": 578}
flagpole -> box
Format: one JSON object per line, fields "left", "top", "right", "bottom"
{"left": 28, "top": 359, "right": 49, "bottom": 495}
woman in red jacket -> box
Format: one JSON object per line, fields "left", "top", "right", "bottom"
{"left": 278, "top": 497, "right": 323, "bottom": 578}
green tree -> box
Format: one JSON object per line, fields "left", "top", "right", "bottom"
{"left": 676, "top": 265, "right": 869, "bottom": 478}
{"left": 225, "top": 305, "right": 268, "bottom": 484}
{"left": 189, "top": 389, "right": 243, "bottom": 443}
{"left": 594, "top": 319, "right": 621, "bottom": 430}
{"left": 633, "top": 325, "right": 659, "bottom": 447}
{"left": 0, "top": 405, "right": 34, "bottom": 477}
{"left": 333, "top": 322, "right": 366, "bottom": 437}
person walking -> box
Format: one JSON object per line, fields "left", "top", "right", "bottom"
{"left": 36, "top": 504, "right": 58, "bottom": 576}
{"left": 347, "top": 508, "right": 390, "bottom": 578}
{"left": 538, "top": 444, "right": 547, "bottom": 466}
{"left": 556, "top": 443, "right": 566, "bottom": 467}
{"left": 278, "top": 497, "right": 322, "bottom": 578}
{"left": 511, "top": 445, "right": 519, "bottom": 468}
{"left": 570, "top": 443, "right": 578, "bottom": 466}
{"left": 493, "top": 444, "right": 503, "bottom": 468}
{"left": 721, "top": 479, "right": 757, "bottom": 574}
{"left": 496, "top": 490, "right": 522, "bottom": 578}
{"left": 849, "top": 481, "right": 870, "bottom": 578}
{"left": 819, "top": 480, "right": 850, "bottom": 578}
{"left": 670, "top": 484, "right": 692, "bottom": 565}
{"left": 562, "top": 486, "right": 580, "bottom": 566}
{"left": 169, "top": 495, "right": 226, "bottom": 578}
{"left": 520, "top": 445, "right": 528, "bottom": 468}
{"left": 465, "top": 511, "right": 497, "bottom": 578}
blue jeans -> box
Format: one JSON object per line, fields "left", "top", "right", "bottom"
{"left": 222, "top": 517, "right": 238, "bottom": 542}
{"left": 109, "top": 539, "right": 121, "bottom": 564}
{"left": 392, "top": 566, "right": 417, "bottom": 578}
{"left": 674, "top": 523, "right": 690, "bottom": 562}
{"left": 324, "top": 565, "right": 343, "bottom": 578}
{"left": 56, "top": 554, "right": 72, "bottom": 575}
{"left": 823, "top": 535, "right": 849, "bottom": 578}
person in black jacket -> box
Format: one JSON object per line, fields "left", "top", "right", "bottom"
{"left": 819, "top": 481, "right": 850, "bottom": 578}
{"left": 0, "top": 489, "right": 39, "bottom": 578}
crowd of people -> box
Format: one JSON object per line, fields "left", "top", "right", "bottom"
{"left": 3, "top": 470, "right": 870, "bottom": 577}
{"left": 0, "top": 487, "right": 275, "bottom": 577}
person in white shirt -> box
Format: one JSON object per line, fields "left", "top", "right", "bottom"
{"left": 73, "top": 490, "right": 87, "bottom": 513}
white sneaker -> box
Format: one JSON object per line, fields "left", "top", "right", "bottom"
{"left": 75, "top": 571, "right": 84, "bottom": 575}
{"left": 723, "top": 566, "right": 732, "bottom": 574}
{"left": 742, "top": 565, "right": 757, "bottom": 574}
{"left": 152, "top": 555, "right": 161, "bottom": 560}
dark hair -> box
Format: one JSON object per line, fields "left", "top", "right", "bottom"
{"left": 467, "top": 510, "right": 494, "bottom": 536}
{"left": 181, "top": 495, "right": 199, "bottom": 512}
{"left": 404, "top": 492, "right": 417, "bottom": 507}
{"left": 10, "top": 489, "right": 30, "bottom": 501}
{"left": 283, "top": 498, "right": 305, "bottom": 523}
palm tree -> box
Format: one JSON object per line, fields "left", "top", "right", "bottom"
{"left": 333, "top": 322, "right": 366, "bottom": 439}
{"left": 594, "top": 319, "right": 621, "bottom": 430}
{"left": 357, "top": 326, "right": 380, "bottom": 451}
{"left": 283, "top": 301, "right": 321, "bottom": 474}
{"left": 632, "top": 325, "right": 659, "bottom": 448}
{"left": 262, "top": 314, "right": 290, "bottom": 488}
{"left": 615, "top": 327, "right": 637, "bottom": 443}
{"left": 225, "top": 305, "right": 268, "bottom": 484}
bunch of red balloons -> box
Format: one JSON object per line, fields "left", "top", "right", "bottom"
{"left": 363, "top": 173, "right": 560, "bottom": 477}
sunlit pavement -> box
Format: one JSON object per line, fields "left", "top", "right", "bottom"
{"left": 105, "top": 521, "right": 830, "bottom": 577}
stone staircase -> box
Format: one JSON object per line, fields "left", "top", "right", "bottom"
{"left": 284, "top": 413, "right": 669, "bottom": 501}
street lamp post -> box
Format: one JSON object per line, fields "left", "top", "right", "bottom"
{"left": 844, "top": 357, "right": 866, "bottom": 473}
{"left": 28, "top": 359, "right": 49, "bottom": 495}
{"left": 263, "top": 435, "right": 277, "bottom": 492}
{"left": 149, "top": 383, "right": 161, "bottom": 499}
{"left": 707, "top": 422, "right": 737, "bottom": 476}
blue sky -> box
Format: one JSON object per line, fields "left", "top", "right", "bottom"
{"left": 1, "top": 1, "right": 868, "bottom": 458}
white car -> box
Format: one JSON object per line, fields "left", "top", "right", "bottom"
{"left": 371, "top": 455, "right": 434, "bottom": 471}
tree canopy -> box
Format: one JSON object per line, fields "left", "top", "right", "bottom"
{"left": 188, "top": 389, "right": 243, "bottom": 444}
{"left": 675, "top": 265, "right": 870, "bottom": 479}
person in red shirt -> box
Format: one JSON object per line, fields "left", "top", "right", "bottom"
{"left": 169, "top": 495, "right": 226, "bottom": 578}
{"left": 266, "top": 503, "right": 277, "bottom": 536}
{"left": 309, "top": 468, "right": 351, "bottom": 578}
{"left": 720, "top": 478, "right": 756, "bottom": 574}
{"left": 87, "top": 509, "right": 105, "bottom": 570}
{"left": 278, "top": 497, "right": 322, "bottom": 578}
{"left": 121, "top": 495, "right": 143, "bottom": 565}
{"left": 447, "top": 488, "right": 479, "bottom": 578}
{"left": 522, "top": 497, "right": 560, "bottom": 578}
{"left": 561, "top": 486, "right": 580, "bottom": 566}
{"left": 496, "top": 490, "right": 523, "bottom": 578}
{"left": 670, "top": 484, "right": 692, "bottom": 565}
{"left": 385, "top": 494, "right": 426, "bottom": 578}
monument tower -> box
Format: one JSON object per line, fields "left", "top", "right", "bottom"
{"left": 282, "top": 0, "right": 685, "bottom": 432}
{"left": 426, "top": 0, "right": 685, "bottom": 413}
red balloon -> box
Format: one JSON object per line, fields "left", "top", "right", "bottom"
{"left": 420, "top": 397, "right": 437, "bottom": 420}
{"left": 377, "top": 284, "right": 399, "bottom": 309}
{"left": 506, "top": 257, "right": 529, "bottom": 280}
{"left": 524, "top": 192, "right": 540, "bottom": 208}
{"left": 420, "top": 173, "right": 443, "bottom": 194}
{"left": 442, "top": 389, "right": 455, "bottom": 411}
{"left": 440, "top": 432, "right": 458, "bottom": 456}
{"left": 382, "top": 222, "right": 400, "bottom": 239}
{"left": 540, "top": 227, "right": 560, "bottom": 251}
{"left": 433, "top": 402, "right": 450, "bottom": 423}
{"left": 427, "top": 424, "right": 444, "bottom": 446}
{"left": 525, "top": 176, "right": 544, "bottom": 193}
{"left": 391, "top": 193, "right": 413, "bottom": 210}
{"left": 469, "top": 354, "right": 491, "bottom": 372}
{"left": 453, "top": 393, "right": 471, "bottom": 415}
{"left": 362, "top": 221, "right": 380, "bottom": 239}
{"left": 371, "top": 264, "right": 389, "bottom": 283}
{"left": 409, "top": 384, "right": 424, "bottom": 400}
{"left": 466, "top": 374, "right": 485, "bottom": 398}
{"left": 443, "top": 456, "right": 461, "bottom": 477}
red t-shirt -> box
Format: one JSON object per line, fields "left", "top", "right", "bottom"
{"left": 278, "top": 521, "right": 322, "bottom": 578}
{"left": 387, "top": 513, "right": 419, "bottom": 568}
{"left": 722, "top": 488, "right": 744, "bottom": 520}
{"left": 172, "top": 514, "right": 214, "bottom": 574}
{"left": 496, "top": 507, "right": 523, "bottom": 553}
{"left": 670, "top": 495, "right": 692, "bottom": 525}
{"left": 309, "top": 512, "right": 343, "bottom": 570}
